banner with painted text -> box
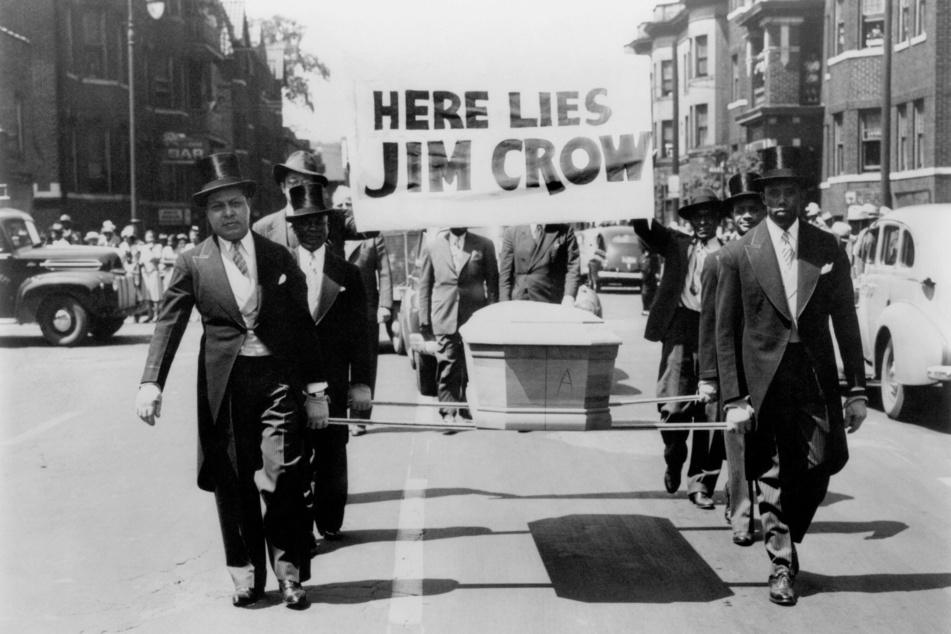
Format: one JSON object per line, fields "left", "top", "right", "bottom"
{"left": 346, "top": 52, "right": 654, "bottom": 231}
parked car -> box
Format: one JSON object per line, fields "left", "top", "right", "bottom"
{"left": 383, "top": 229, "right": 425, "bottom": 356}
{"left": 853, "top": 204, "right": 951, "bottom": 419}
{"left": 0, "top": 208, "right": 142, "bottom": 345}
{"left": 577, "top": 224, "right": 644, "bottom": 292}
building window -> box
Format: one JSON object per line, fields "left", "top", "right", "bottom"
{"left": 898, "top": 0, "right": 910, "bottom": 42}
{"left": 913, "top": 99, "right": 925, "bottom": 169}
{"left": 81, "top": 11, "right": 107, "bottom": 78}
{"left": 683, "top": 114, "right": 690, "bottom": 150}
{"left": 694, "top": 104, "right": 708, "bottom": 148}
{"left": 860, "top": 109, "right": 881, "bottom": 171}
{"left": 72, "top": 127, "right": 111, "bottom": 193}
{"left": 915, "top": 0, "right": 926, "bottom": 36}
{"left": 660, "top": 60, "right": 673, "bottom": 97}
{"left": 863, "top": 0, "right": 885, "bottom": 48}
{"left": 897, "top": 103, "right": 909, "bottom": 171}
{"left": 661, "top": 120, "right": 674, "bottom": 158}
{"left": 833, "top": 113, "right": 844, "bottom": 176}
{"left": 731, "top": 54, "right": 739, "bottom": 101}
{"left": 153, "top": 57, "right": 176, "bottom": 109}
{"left": 695, "top": 36, "right": 708, "bottom": 77}
{"left": 834, "top": 0, "right": 846, "bottom": 55}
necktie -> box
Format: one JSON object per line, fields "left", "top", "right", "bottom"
{"left": 689, "top": 240, "right": 706, "bottom": 296}
{"left": 231, "top": 241, "right": 250, "bottom": 278}
{"left": 306, "top": 252, "right": 320, "bottom": 318}
{"left": 451, "top": 235, "right": 464, "bottom": 270}
{"left": 781, "top": 231, "right": 795, "bottom": 270}
{"left": 533, "top": 224, "right": 543, "bottom": 244}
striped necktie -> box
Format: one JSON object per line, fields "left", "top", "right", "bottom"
{"left": 781, "top": 231, "right": 795, "bottom": 270}
{"left": 689, "top": 240, "right": 707, "bottom": 296}
{"left": 231, "top": 241, "right": 250, "bottom": 278}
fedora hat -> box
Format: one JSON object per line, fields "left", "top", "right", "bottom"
{"left": 679, "top": 187, "right": 725, "bottom": 220}
{"left": 286, "top": 182, "right": 333, "bottom": 222}
{"left": 754, "top": 146, "right": 812, "bottom": 187}
{"left": 272, "top": 150, "right": 330, "bottom": 186}
{"left": 192, "top": 153, "right": 257, "bottom": 206}
{"left": 724, "top": 172, "right": 761, "bottom": 205}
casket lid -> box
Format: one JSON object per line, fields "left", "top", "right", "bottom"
{"left": 460, "top": 301, "right": 622, "bottom": 346}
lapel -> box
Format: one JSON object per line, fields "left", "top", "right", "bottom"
{"left": 193, "top": 237, "right": 244, "bottom": 327}
{"left": 314, "top": 251, "right": 343, "bottom": 325}
{"left": 276, "top": 204, "right": 298, "bottom": 249}
{"left": 744, "top": 222, "right": 793, "bottom": 322}
{"left": 796, "top": 222, "right": 822, "bottom": 318}
{"left": 455, "top": 233, "right": 473, "bottom": 273}
{"left": 252, "top": 233, "right": 279, "bottom": 317}
{"left": 529, "top": 225, "right": 553, "bottom": 269}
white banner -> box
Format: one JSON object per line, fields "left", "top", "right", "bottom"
{"left": 347, "top": 52, "right": 654, "bottom": 231}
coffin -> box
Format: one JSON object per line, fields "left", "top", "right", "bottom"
{"left": 459, "top": 301, "right": 622, "bottom": 431}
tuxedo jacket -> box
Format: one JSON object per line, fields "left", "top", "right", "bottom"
{"left": 253, "top": 203, "right": 378, "bottom": 258}
{"left": 347, "top": 235, "right": 393, "bottom": 318}
{"left": 419, "top": 231, "right": 499, "bottom": 335}
{"left": 715, "top": 220, "right": 866, "bottom": 476}
{"left": 141, "top": 233, "right": 326, "bottom": 491}
{"left": 633, "top": 219, "right": 723, "bottom": 343}
{"left": 499, "top": 224, "right": 580, "bottom": 303}
{"left": 292, "top": 249, "right": 371, "bottom": 417}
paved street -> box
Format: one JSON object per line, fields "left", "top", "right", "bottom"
{"left": 1, "top": 291, "right": 949, "bottom": 633}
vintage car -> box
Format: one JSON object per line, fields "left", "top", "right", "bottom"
{"left": 0, "top": 208, "right": 141, "bottom": 345}
{"left": 577, "top": 224, "right": 644, "bottom": 292}
{"left": 853, "top": 204, "right": 951, "bottom": 419}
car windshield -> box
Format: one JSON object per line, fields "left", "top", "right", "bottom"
{"left": 3, "top": 217, "right": 42, "bottom": 249}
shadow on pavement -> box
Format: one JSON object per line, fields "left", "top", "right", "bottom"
{"left": 0, "top": 334, "right": 154, "bottom": 348}
{"left": 301, "top": 579, "right": 553, "bottom": 605}
{"left": 529, "top": 514, "right": 732, "bottom": 603}
{"left": 349, "top": 487, "right": 749, "bottom": 505}
{"left": 808, "top": 520, "right": 908, "bottom": 540}
{"left": 314, "top": 526, "right": 530, "bottom": 554}
{"left": 796, "top": 571, "right": 951, "bottom": 598}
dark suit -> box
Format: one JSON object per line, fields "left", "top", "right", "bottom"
{"left": 716, "top": 219, "right": 866, "bottom": 570}
{"left": 499, "top": 224, "right": 580, "bottom": 303}
{"left": 418, "top": 231, "right": 499, "bottom": 417}
{"left": 347, "top": 236, "right": 393, "bottom": 420}
{"left": 632, "top": 219, "right": 724, "bottom": 496}
{"left": 141, "top": 233, "right": 325, "bottom": 590}
{"left": 293, "top": 249, "right": 370, "bottom": 538}
{"left": 253, "top": 204, "right": 377, "bottom": 258}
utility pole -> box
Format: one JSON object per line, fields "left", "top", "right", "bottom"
{"left": 881, "top": 0, "right": 893, "bottom": 208}
{"left": 670, "top": 41, "right": 680, "bottom": 223}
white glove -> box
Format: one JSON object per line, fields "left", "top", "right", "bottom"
{"left": 561, "top": 295, "right": 575, "bottom": 307}
{"left": 305, "top": 392, "right": 330, "bottom": 430}
{"left": 377, "top": 307, "right": 391, "bottom": 323}
{"left": 724, "top": 404, "right": 754, "bottom": 434}
{"left": 136, "top": 383, "right": 162, "bottom": 426}
{"left": 697, "top": 380, "right": 719, "bottom": 404}
{"left": 843, "top": 396, "right": 868, "bottom": 433}
{"left": 349, "top": 384, "right": 373, "bottom": 412}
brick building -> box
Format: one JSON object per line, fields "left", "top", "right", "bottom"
{"left": 0, "top": 0, "right": 295, "bottom": 237}
{"left": 821, "top": 0, "right": 951, "bottom": 215}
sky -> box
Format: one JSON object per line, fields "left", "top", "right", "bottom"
{"left": 242, "top": 0, "right": 668, "bottom": 145}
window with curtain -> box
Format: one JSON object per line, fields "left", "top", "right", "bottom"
{"left": 695, "top": 36, "right": 708, "bottom": 77}
{"left": 694, "top": 104, "right": 708, "bottom": 147}
{"left": 897, "top": 104, "right": 909, "bottom": 171}
{"left": 860, "top": 109, "right": 881, "bottom": 171}
{"left": 833, "top": 113, "right": 844, "bottom": 176}
{"left": 862, "top": 0, "right": 885, "bottom": 48}
{"left": 661, "top": 60, "right": 673, "bottom": 97}
{"left": 913, "top": 99, "right": 925, "bottom": 169}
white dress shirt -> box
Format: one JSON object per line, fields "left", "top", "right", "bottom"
{"left": 221, "top": 233, "right": 271, "bottom": 356}
{"left": 765, "top": 216, "right": 801, "bottom": 341}
{"left": 449, "top": 231, "right": 466, "bottom": 270}
{"left": 298, "top": 244, "right": 326, "bottom": 318}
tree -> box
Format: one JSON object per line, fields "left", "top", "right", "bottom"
{"left": 253, "top": 16, "right": 329, "bottom": 111}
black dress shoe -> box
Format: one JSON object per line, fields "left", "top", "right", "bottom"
{"left": 664, "top": 469, "right": 681, "bottom": 494}
{"left": 732, "top": 531, "right": 754, "bottom": 546}
{"left": 322, "top": 529, "right": 342, "bottom": 541}
{"left": 689, "top": 492, "right": 715, "bottom": 509}
{"left": 724, "top": 487, "right": 733, "bottom": 524}
{"left": 768, "top": 570, "right": 798, "bottom": 606}
{"left": 231, "top": 587, "right": 261, "bottom": 607}
{"left": 279, "top": 581, "right": 308, "bottom": 609}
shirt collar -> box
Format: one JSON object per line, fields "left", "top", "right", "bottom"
{"left": 766, "top": 216, "right": 799, "bottom": 244}
{"left": 228, "top": 231, "right": 255, "bottom": 254}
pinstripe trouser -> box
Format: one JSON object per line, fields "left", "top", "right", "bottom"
{"left": 751, "top": 344, "right": 832, "bottom": 575}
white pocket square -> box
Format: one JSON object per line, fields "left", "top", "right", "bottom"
{"left": 278, "top": 273, "right": 287, "bottom": 284}
{"left": 820, "top": 263, "right": 833, "bottom": 275}
{"left": 340, "top": 286, "right": 346, "bottom": 292}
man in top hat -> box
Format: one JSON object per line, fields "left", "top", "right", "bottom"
{"left": 98, "top": 220, "right": 121, "bottom": 248}
{"left": 499, "top": 223, "right": 581, "bottom": 305}
{"left": 284, "top": 181, "right": 372, "bottom": 544}
{"left": 253, "top": 150, "right": 377, "bottom": 258}
{"left": 715, "top": 146, "right": 867, "bottom": 605}
{"left": 135, "top": 152, "right": 330, "bottom": 608}
{"left": 419, "top": 227, "right": 499, "bottom": 423}
{"left": 697, "top": 172, "right": 767, "bottom": 547}
{"left": 632, "top": 189, "right": 729, "bottom": 510}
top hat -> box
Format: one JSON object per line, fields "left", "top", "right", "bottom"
{"left": 679, "top": 188, "right": 726, "bottom": 220}
{"left": 724, "top": 172, "right": 762, "bottom": 206}
{"left": 754, "top": 146, "right": 812, "bottom": 187}
{"left": 192, "top": 153, "right": 257, "bottom": 206}
{"left": 272, "top": 151, "right": 330, "bottom": 186}
{"left": 286, "top": 182, "right": 333, "bottom": 222}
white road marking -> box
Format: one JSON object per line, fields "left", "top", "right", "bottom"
{"left": 0, "top": 412, "right": 79, "bottom": 447}
{"left": 387, "top": 473, "right": 427, "bottom": 634}
{"left": 938, "top": 478, "right": 951, "bottom": 489}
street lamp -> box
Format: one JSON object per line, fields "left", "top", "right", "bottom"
{"left": 128, "top": 0, "right": 166, "bottom": 225}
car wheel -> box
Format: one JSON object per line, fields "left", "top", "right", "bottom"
{"left": 38, "top": 295, "right": 89, "bottom": 346}
{"left": 880, "top": 339, "right": 913, "bottom": 420}
{"left": 415, "top": 351, "right": 438, "bottom": 397}
{"left": 90, "top": 316, "right": 125, "bottom": 341}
